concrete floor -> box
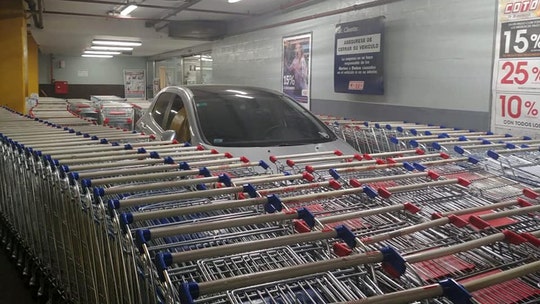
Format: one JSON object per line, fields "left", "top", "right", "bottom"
{"left": 0, "top": 248, "right": 41, "bottom": 304}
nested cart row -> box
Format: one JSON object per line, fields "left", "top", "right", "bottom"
{"left": 0, "top": 108, "right": 539, "bottom": 304}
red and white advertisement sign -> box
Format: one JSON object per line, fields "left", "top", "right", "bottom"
{"left": 492, "top": 1, "right": 540, "bottom": 137}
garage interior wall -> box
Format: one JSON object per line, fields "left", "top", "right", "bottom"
{"left": 38, "top": 53, "right": 147, "bottom": 99}
{"left": 212, "top": 0, "right": 495, "bottom": 130}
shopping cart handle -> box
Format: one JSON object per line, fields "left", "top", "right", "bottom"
{"left": 439, "top": 279, "right": 472, "bottom": 304}
{"left": 302, "top": 171, "right": 315, "bottom": 182}
{"left": 506, "top": 143, "right": 517, "bottom": 149}
{"left": 108, "top": 199, "right": 120, "bottom": 215}
{"left": 286, "top": 159, "right": 296, "bottom": 167}
{"left": 390, "top": 137, "right": 400, "bottom": 145}
{"left": 264, "top": 194, "right": 283, "bottom": 213}
{"left": 396, "top": 126, "right": 404, "bottom": 133}
{"left": 381, "top": 246, "right": 406, "bottom": 278}
{"left": 163, "top": 156, "right": 175, "bottom": 164}
{"left": 385, "top": 124, "right": 392, "bottom": 130}
{"left": 243, "top": 184, "right": 258, "bottom": 198}
{"left": 329, "top": 169, "right": 341, "bottom": 180}
{"left": 486, "top": 150, "right": 500, "bottom": 160}
{"left": 297, "top": 207, "right": 315, "bottom": 229}
{"left": 427, "top": 170, "right": 440, "bottom": 180}
{"left": 523, "top": 188, "right": 539, "bottom": 199}
{"left": 520, "top": 232, "right": 540, "bottom": 247}
{"left": 412, "top": 162, "right": 427, "bottom": 172}
{"left": 468, "top": 215, "right": 490, "bottom": 230}
{"left": 457, "top": 177, "right": 471, "bottom": 187}
{"left": 335, "top": 225, "right": 356, "bottom": 248}
{"left": 100, "top": 138, "right": 108, "bottom": 144}
{"left": 403, "top": 162, "right": 415, "bottom": 171}
{"left": 432, "top": 142, "right": 442, "bottom": 150}
{"left": 155, "top": 252, "right": 173, "bottom": 280}
{"left": 119, "top": 213, "right": 133, "bottom": 233}
{"left": 378, "top": 187, "right": 392, "bottom": 199}
{"left": 135, "top": 229, "right": 151, "bottom": 252}
{"left": 403, "top": 202, "right": 421, "bottom": 214}
{"left": 454, "top": 146, "right": 465, "bottom": 155}
{"left": 411, "top": 129, "right": 419, "bottom": 135}
{"left": 196, "top": 167, "right": 210, "bottom": 177}
{"left": 258, "top": 160, "right": 270, "bottom": 170}
{"left": 179, "top": 162, "right": 191, "bottom": 170}
{"left": 438, "top": 133, "right": 450, "bottom": 139}
{"left": 467, "top": 156, "right": 480, "bottom": 164}
{"left": 517, "top": 198, "right": 533, "bottom": 207}
{"left": 217, "top": 174, "right": 232, "bottom": 187}
{"left": 481, "top": 139, "right": 491, "bottom": 145}
{"left": 502, "top": 230, "right": 528, "bottom": 245}
{"left": 364, "top": 186, "right": 378, "bottom": 198}
{"left": 447, "top": 214, "right": 468, "bottom": 228}
{"left": 409, "top": 140, "right": 419, "bottom": 148}
{"left": 196, "top": 184, "right": 207, "bottom": 190}
{"left": 333, "top": 242, "right": 353, "bottom": 256}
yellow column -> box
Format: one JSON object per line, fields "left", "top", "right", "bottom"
{"left": 27, "top": 33, "right": 39, "bottom": 99}
{"left": 0, "top": 0, "right": 28, "bottom": 113}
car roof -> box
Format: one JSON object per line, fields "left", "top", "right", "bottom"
{"left": 174, "top": 85, "right": 282, "bottom": 97}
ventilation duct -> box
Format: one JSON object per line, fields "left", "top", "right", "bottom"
{"left": 168, "top": 20, "right": 227, "bottom": 40}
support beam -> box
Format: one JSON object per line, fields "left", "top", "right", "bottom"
{"left": 0, "top": 0, "right": 28, "bottom": 113}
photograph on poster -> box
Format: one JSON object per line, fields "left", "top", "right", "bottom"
{"left": 282, "top": 33, "right": 311, "bottom": 109}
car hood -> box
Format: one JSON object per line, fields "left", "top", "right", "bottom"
{"left": 197, "top": 139, "right": 359, "bottom": 173}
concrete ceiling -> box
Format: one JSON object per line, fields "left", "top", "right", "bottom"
{"left": 28, "top": 0, "right": 315, "bottom": 57}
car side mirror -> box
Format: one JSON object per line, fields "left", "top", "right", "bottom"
{"left": 161, "top": 130, "right": 176, "bottom": 141}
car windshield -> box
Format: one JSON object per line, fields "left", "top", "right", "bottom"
{"left": 190, "top": 87, "right": 336, "bottom": 147}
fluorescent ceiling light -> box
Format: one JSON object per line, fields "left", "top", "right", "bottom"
{"left": 228, "top": 0, "right": 242, "bottom": 3}
{"left": 91, "top": 46, "right": 133, "bottom": 51}
{"left": 84, "top": 50, "right": 121, "bottom": 55}
{"left": 92, "top": 39, "right": 142, "bottom": 47}
{"left": 119, "top": 4, "right": 138, "bottom": 16}
{"left": 82, "top": 54, "right": 113, "bottom": 58}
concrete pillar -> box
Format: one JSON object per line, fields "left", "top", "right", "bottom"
{"left": 0, "top": 0, "right": 28, "bottom": 113}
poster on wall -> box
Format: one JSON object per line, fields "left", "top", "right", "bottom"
{"left": 123, "top": 69, "right": 146, "bottom": 99}
{"left": 491, "top": 1, "right": 540, "bottom": 137}
{"left": 282, "top": 33, "right": 312, "bottom": 109}
{"left": 334, "top": 16, "right": 384, "bottom": 95}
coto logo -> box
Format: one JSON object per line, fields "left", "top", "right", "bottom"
{"left": 504, "top": 0, "right": 539, "bottom": 14}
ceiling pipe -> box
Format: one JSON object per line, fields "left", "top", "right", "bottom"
{"left": 58, "top": 0, "right": 256, "bottom": 16}
{"left": 233, "top": 0, "right": 404, "bottom": 35}
{"left": 39, "top": 10, "right": 172, "bottom": 22}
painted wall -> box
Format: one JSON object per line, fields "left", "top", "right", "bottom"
{"left": 38, "top": 53, "right": 147, "bottom": 85}
{"left": 211, "top": 0, "right": 496, "bottom": 130}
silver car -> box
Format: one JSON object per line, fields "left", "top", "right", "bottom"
{"left": 136, "top": 85, "right": 358, "bottom": 162}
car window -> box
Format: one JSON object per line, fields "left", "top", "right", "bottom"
{"left": 163, "top": 95, "right": 184, "bottom": 130}
{"left": 191, "top": 88, "right": 335, "bottom": 147}
{"left": 151, "top": 92, "right": 174, "bottom": 129}
{"left": 166, "top": 95, "right": 191, "bottom": 143}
